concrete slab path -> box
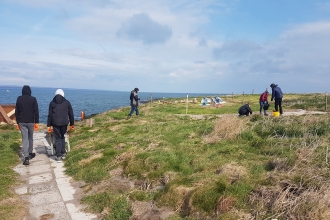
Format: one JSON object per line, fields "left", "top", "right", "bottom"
{"left": 13, "top": 131, "right": 99, "bottom": 220}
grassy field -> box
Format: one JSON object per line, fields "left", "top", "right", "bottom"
{"left": 2, "top": 93, "right": 330, "bottom": 220}
{"left": 0, "top": 125, "right": 26, "bottom": 220}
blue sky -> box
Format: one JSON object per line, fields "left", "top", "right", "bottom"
{"left": 1, "top": 0, "right": 330, "bottom": 94}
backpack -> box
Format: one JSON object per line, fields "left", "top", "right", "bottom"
{"left": 263, "top": 103, "right": 270, "bottom": 110}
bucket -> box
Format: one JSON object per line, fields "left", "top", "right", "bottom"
{"left": 272, "top": 111, "right": 280, "bottom": 117}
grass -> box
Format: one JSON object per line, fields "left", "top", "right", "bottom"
{"left": 3, "top": 93, "right": 330, "bottom": 219}
{"left": 0, "top": 125, "right": 26, "bottom": 220}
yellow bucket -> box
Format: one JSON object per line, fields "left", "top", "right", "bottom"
{"left": 272, "top": 111, "right": 280, "bottom": 117}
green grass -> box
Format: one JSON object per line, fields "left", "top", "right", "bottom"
{"left": 2, "top": 93, "right": 328, "bottom": 219}
{"left": 0, "top": 125, "right": 26, "bottom": 220}
{"left": 55, "top": 93, "right": 330, "bottom": 219}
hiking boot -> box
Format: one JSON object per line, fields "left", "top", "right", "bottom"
{"left": 264, "top": 113, "right": 269, "bottom": 116}
{"left": 55, "top": 156, "right": 62, "bottom": 162}
{"left": 126, "top": 115, "right": 131, "bottom": 120}
{"left": 61, "top": 153, "right": 66, "bottom": 160}
{"left": 23, "top": 157, "right": 29, "bottom": 165}
{"left": 29, "top": 153, "right": 36, "bottom": 159}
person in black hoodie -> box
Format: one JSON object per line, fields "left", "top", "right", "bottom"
{"left": 238, "top": 103, "right": 253, "bottom": 116}
{"left": 47, "top": 89, "right": 74, "bottom": 161}
{"left": 15, "top": 85, "right": 39, "bottom": 165}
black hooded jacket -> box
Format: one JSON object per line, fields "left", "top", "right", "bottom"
{"left": 238, "top": 104, "right": 253, "bottom": 115}
{"left": 47, "top": 95, "right": 74, "bottom": 127}
{"left": 130, "top": 89, "right": 139, "bottom": 107}
{"left": 15, "top": 85, "right": 39, "bottom": 123}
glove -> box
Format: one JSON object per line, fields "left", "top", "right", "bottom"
{"left": 69, "top": 125, "right": 74, "bottom": 131}
{"left": 47, "top": 127, "right": 52, "bottom": 133}
{"left": 34, "top": 124, "right": 39, "bottom": 131}
{"left": 16, "top": 124, "right": 20, "bottom": 131}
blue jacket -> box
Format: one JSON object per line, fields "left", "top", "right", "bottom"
{"left": 271, "top": 85, "right": 283, "bottom": 100}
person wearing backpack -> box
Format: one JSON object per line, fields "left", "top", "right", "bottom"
{"left": 259, "top": 90, "right": 269, "bottom": 116}
{"left": 127, "top": 88, "right": 140, "bottom": 119}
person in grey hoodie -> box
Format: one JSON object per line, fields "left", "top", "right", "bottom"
{"left": 15, "top": 85, "right": 39, "bottom": 165}
{"left": 127, "top": 88, "right": 140, "bottom": 119}
{"left": 47, "top": 89, "right": 74, "bottom": 161}
{"left": 270, "top": 83, "right": 283, "bottom": 115}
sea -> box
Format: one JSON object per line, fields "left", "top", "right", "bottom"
{"left": 0, "top": 86, "right": 217, "bottom": 124}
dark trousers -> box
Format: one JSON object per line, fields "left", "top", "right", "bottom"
{"left": 275, "top": 98, "right": 283, "bottom": 114}
{"left": 53, "top": 125, "right": 67, "bottom": 156}
{"left": 239, "top": 111, "right": 250, "bottom": 116}
{"left": 128, "top": 106, "right": 139, "bottom": 116}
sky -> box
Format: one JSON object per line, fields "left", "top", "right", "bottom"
{"left": 1, "top": 0, "right": 330, "bottom": 94}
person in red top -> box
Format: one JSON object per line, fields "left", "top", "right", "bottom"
{"left": 259, "top": 90, "right": 269, "bottom": 115}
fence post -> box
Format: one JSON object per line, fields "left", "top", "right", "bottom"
{"left": 242, "top": 91, "right": 245, "bottom": 104}
{"left": 326, "top": 92, "right": 328, "bottom": 111}
{"left": 186, "top": 93, "right": 189, "bottom": 114}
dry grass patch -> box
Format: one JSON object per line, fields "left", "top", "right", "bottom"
{"left": 205, "top": 115, "right": 246, "bottom": 143}
{"left": 216, "top": 162, "right": 247, "bottom": 183}
{"left": 0, "top": 196, "right": 27, "bottom": 220}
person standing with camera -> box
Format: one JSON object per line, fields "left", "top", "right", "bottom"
{"left": 127, "top": 88, "right": 140, "bottom": 119}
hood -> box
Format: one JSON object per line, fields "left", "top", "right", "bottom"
{"left": 22, "top": 85, "right": 31, "bottom": 95}
{"left": 55, "top": 89, "right": 64, "bottom": 97}
{"left": 53, "top": 94, "right": 65, "bottom": 104}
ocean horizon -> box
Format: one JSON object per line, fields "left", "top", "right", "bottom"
{"left": 1, "top": 85, "right": 223, "bottom": 124}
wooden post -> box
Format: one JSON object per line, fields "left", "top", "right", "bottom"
{"left": 242, "top": 92, "right": 245, "bottom": 104}
{"left": 86, "top": 118, "right": 95, "bottom": 127}
{"left": 186, "top": 94, "right": 189, "bottom": 114}
{"left": 150, "top": 94, "right": 152, "bottom": 103}
{"left": 326, "top": 92, "right": 328, "bottom": 111}
{"left": 232, "top": 92, "right": 233, "bottom": 100}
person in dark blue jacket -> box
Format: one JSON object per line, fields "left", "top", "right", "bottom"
{"left": 270, "top": 83, "right": 283, "bottom": 115}
{"left": 47, "top": 89, "right": 74, "bottom": 161}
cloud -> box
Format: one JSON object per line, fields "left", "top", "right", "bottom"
{"left": 117, "top": 13, "right": 172, "bottom": 45}
{"left": 213, "top": 40, "right": 262, "bottom": 59}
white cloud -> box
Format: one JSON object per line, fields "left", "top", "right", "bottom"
{"left": 117, "top": 13, "right": 172, "bottom": 45}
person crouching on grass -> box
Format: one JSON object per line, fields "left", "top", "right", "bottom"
{"left": 238, "top": 103, "right": 253, "bottom": 116}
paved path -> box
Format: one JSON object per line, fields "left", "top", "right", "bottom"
{"left": 13, "top": 132, "right": 98, "bottom": 220}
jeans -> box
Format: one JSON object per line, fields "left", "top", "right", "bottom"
{"left": 53, "top": 125, "right": 67, "bottom": 157}
{"left": 275, "top": 98, "right": 283, "bottom": 114}
{"left": 128, "top": 106, "right": 139, "bottom": 116}
{"left": 19, "top": 123, "right": 34, "bottom": 158}
{"left": 259, "top": 101, "right": 267, "bottom": 114}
